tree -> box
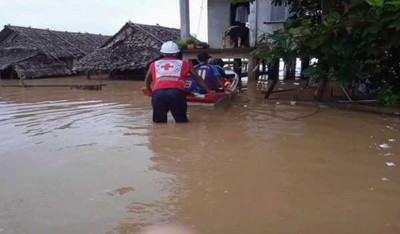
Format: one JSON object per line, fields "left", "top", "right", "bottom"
{"left": 251, "top": 0, "right": 400, "bottom": 106}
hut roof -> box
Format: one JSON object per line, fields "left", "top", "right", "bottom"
{"left": 0, "top": 47, "right": 40, "bottom": 70}
{"left": 75, "top": 22, "right": 185, "bottom": 72}
{"left": 0, "top": 47, "right": 71, "bottom": 78}
{"left": 0, "top": 25, "right": 110, "bottom": 78}
{"left": 0, "top": 25, "right": 110, "bottom": 59}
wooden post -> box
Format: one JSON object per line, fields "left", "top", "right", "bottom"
{"left": 234, "top": 59, "right": 242, "bottom": 91}
{"left": 180, "top": 0, "right": 190, "bottom": 40}
{"left": 314, "top": 77, "right": 328, "bottom": 101}
{"left": 314, "top": 60, "right": 329, "bottom": 100}
{"left": 284, "top": 62, "right": 296, "bottom": 80}
{"left": 255, "top": 59, "right": 260, "bottom": 81}
{"left": 264, "top": 60, "right": 279, "bottom": 99}
{"left": 262, "top": 60, "right": 266, "bottom": 73}
{"left": 98, "top": 71, "right": 103, "bottom": 91}
{"left": 248, "top": 56, "right": 259, "bottom": 81}
{"left": 300, "top": 58, "right": 310, "bottom": 80}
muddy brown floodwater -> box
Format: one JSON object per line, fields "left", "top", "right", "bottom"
{"left": 0, "top": 77, "right": 399, "bottom": 234}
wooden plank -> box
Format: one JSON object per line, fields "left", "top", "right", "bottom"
{"left": 182, "top": 48, "right": 253, "bottom": 60}
{"left": 1, "top": 84, "right": 106, "bottom": 88}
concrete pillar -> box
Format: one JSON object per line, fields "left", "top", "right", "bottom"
{"left": 249, "top": 1, "right": 257, "bottom": 47}
{"left": 180, "top": 0, "right": 191, "bottom": 40}
{"left": 207, "top": 0, "right": 231, "bottom": 48}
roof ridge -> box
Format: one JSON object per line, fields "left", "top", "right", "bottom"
{"left": 81, "top": 32, "right": 102, "bottom": 46}
{"left": 128, "top": 22, "right": 180, "bottom": 31}
{"left": 31, "top": 28, "right": 79, "bottom": 59}
{"left": 6, "top": 24, "right": 109, "bottom": 37}
{"left": 9, "top": 26, "right": 62, "bottom": 62}
{"left": 131, "top": 23, "right": 164, "bottom": 43}
{"left": 46, "top": 29, "right": 86, "bottom": 56}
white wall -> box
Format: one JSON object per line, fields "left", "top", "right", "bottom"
{"left": 256, "top": 0, "right": 286, "bottom": 38}
{"left": 206, "top": 0, "right": 287, "bottom": 48}
{"left": 207, "top": 0, "right": 231, "bottom": 48}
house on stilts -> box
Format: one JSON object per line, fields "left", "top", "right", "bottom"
{"left": 75, "top": 22, "right": 186, "bottom": 80}
{"left": 0, "top": 25, "right": 109, "bottom": 79}
{"left": 179, "top": 0, "right": 289, "bottom": 80}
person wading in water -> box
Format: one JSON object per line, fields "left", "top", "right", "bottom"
{"left": 145, "top": 41, "right": 214, "bottom": 123}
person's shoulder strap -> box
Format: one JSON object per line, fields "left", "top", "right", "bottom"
{"left": 182, "top": 60, "right": 189, "bottom": 66}
{"left": 181, "top": 60, "right": 190, "bottom": 75}
{"left": 150, "top": 61, "right": 157, "bottom": 78}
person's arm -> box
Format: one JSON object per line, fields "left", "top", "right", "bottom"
{"left": 144, "top": 67, "right": 153, "bottom": 91}
{"left": 217, "top": 75, "right": 225, "bottom": 89}
{"left": 189, "top": 66, "right": 215, "bottom": 93}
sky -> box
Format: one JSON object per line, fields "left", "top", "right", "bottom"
{"left": 0, "top": 0, "right": 208, "bottom": 41}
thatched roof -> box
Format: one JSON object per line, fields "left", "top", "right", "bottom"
{"left": 75, "top": 22, "right": 183, "bottom": 72}
{"left": 0, "top": 25, "right": 109, "bottom": 59}
{"left": 0, "top": 25, "right": 110, "bottom": 78}
{"left": 0, "top": 47, "right": 72, "bottom": 78}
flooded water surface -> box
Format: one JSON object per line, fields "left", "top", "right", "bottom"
{"left": 0, "top": 77, "right": 399, "bottom": 234}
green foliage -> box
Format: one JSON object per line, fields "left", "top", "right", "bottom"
{"left": 253, "top": 0, "right": 400, "bottom": 106}
{"left": 253, "top": 27, "right": 304, "bottom": 69}
{"left": 186, "top": 39, "right": 196, "bottom": 44}
{"left": 175, "top": 39, "right": 188, "bottom": 50}
{"left": 365, "top": 0, "right": 400, "bottom": 6}
{"left": 378, "top": 85, "right": 400, "bottom": 106}
{"left": 387, "top": 0, "right": 400, "bottom": 5}
{"left": 366, "top": 0, "right": 384, "bottom": 6}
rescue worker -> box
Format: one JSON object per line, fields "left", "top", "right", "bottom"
{"left": 145, "top": 41, "right": 213, "bottom": 123}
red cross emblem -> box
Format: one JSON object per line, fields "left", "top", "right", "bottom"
{"left": 161, "top": 63, "right": 174, "bottom": 71}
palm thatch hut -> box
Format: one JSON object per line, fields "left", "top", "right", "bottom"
{"left": 75, "top": 22, "right": 183, "bottom": 80}
{"left": 0, "top": 25, "right": 109, "bottom": 79}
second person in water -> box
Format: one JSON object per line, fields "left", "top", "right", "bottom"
{"left": 185, "top": 52, "right": 225, "bottom": 94}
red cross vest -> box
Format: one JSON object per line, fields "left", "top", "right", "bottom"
{"left": 151, "top": 58, "right": 190, "bottom": 91}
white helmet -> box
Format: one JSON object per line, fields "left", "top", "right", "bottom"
{"left": 160, "top": 41, "right": 180, "bottom": 54}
